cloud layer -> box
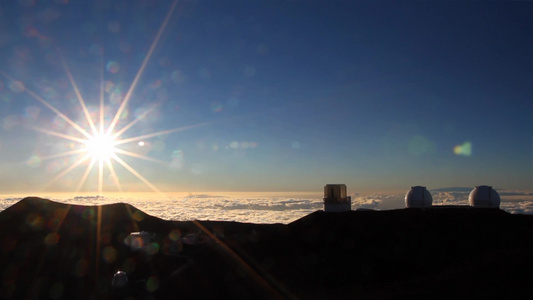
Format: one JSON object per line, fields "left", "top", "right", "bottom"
{"left": 1, "top": 189, "right": 532, "bottom": 224}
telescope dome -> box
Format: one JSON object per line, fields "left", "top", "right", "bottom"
{"left": 405, "top": 186, "right": 432, "bottom": 208}
{"left": 469, "top": 186, "right": 500, "bottom": 208}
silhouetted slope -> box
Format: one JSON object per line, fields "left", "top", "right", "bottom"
{"left": 281, "top": 208, "right": 533, "bottom": 298}
{"left": 1, "top": 198, "right": 532, "bottom": 299}
{"left": 0, "top": 197, "right": 181, "bottom": 299}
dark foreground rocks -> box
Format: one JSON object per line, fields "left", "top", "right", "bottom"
{"left": 1, "top": 197, "right": 532, "bottom": 299}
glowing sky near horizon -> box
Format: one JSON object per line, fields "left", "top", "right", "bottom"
{"left": 0, "top": 0, "right": 531, "bottom": 195}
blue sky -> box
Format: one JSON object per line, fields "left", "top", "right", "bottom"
{"left": 0, "top": 0, "right": 531, "bottom": 194}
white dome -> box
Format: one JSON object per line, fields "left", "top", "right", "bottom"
{"left": 405, "top": 186, "right": 433, "bottom": 208}
{"left": 469, "top": 186, "right": 500, "bottom": 208}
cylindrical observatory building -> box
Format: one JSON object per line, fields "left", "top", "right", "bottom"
{"left": 323, "top": 184, "right": 351, "bottom": 212}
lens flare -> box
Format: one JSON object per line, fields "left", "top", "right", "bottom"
{"left": 454, "top": 141, "right": 472, "bottom": 156}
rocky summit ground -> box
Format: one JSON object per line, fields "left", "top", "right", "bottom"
{"left": 1, "top": 197, "right": 532, "bottom": 299}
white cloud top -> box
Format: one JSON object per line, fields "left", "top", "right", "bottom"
{"left": 1, "top": 190, "right": 532, "bottom": 224}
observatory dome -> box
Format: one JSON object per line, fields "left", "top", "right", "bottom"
{"left": 468, "top": 186, "right": 500, "bottom": 208}
{"left": 405, "top": 186, "right": 433, "bottom": 208}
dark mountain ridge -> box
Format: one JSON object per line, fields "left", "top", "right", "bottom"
{"left": 1, "top": 197, "right": 532, "bottom": 299}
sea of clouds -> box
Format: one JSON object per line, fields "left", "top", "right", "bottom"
{"left": 1, "top": 189, "right": 532, "bottom": 224}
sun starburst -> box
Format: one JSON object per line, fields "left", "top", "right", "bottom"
{"left": 0, "top": 0, "right": 195, "bottom": 195}
{"left": 84, "top": 131, "right": 118, "bottom": 162}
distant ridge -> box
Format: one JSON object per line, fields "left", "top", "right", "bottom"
{"left": 1, "top": 196, "right": 62, "bottom": 214}
{"left": 2, "top": 196, "right": 153, "bottom": 218}
{"left": 430, "top": 187, "right": 474, "bottom": 192}
{"left": 0, "top": 197, "right": 170, "bottom": 237}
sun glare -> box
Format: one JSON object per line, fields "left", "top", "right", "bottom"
{"left": 0, "top": 0, "right": 185, "bottom": 194}
{"left": 85, "top": 132, "right": 117, "bottom": 162}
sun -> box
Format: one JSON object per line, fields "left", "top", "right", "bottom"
{"left": 0, "top": 0, "right": 188, "bottom": 194}
{"left": 84, "top": 132, "right": 117, "bottom": 162}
